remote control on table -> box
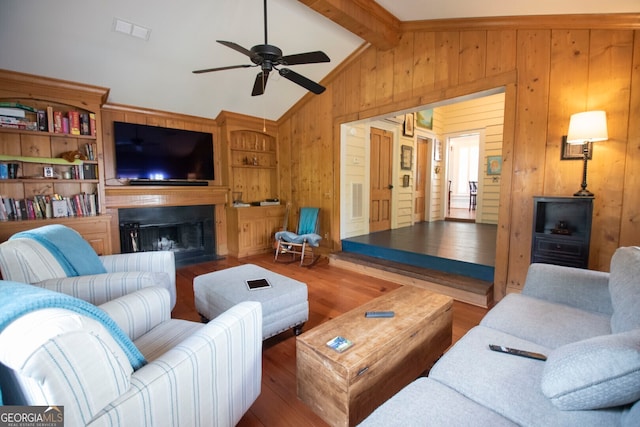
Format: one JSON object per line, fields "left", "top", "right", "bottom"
{"left": 489, "top": 344, "right": 547, "bottom": 361}
{"left": 365, "top": 311, "right": 395, "bottom": 318}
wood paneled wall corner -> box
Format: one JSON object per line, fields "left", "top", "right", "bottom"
{"left": 276, "top": 18, "right": 640, "bottom": 301}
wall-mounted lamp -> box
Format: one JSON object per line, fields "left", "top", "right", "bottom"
{"left": 566, "top": 110, "right": 608, "bottom": 197}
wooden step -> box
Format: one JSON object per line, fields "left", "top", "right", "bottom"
{"left": 328, "top": 252, "right": 493, "bottom": 308}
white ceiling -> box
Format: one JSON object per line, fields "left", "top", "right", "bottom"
{"left": 1, "top": 0, "right": 638, "bottom": 121}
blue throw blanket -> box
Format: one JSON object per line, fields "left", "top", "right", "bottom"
{"left": 10, "top": 224, "right": 107, "bottom": 276}
{"left": 0, "top": 281, "right": 146, "bottom": 405}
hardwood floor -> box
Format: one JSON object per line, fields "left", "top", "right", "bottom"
{"left": 173, "top": 252, "right": 488, "bottom": 426}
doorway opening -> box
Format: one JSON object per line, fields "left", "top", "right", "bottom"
{"left": 338, "top": 87, "right": 504, "bottom": 283}
{"left": 446, "top": 133, "right": 480, "bottom": 222}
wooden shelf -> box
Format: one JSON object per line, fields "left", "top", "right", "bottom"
{"left": 18, "top": 178, "right": 99, "bottom": 184}
{"left": 0, "top": 126, "right": 97, "bottom": 140}
{"left": 230, "top": 148, "right": 275, "bottom": 154}
{"left": 0, "top": 69, "right": 111, "bottom": 252}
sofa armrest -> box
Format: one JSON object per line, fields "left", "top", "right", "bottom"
{"left": 99, "top": 287, "right": 171, "bottom": 340}
{"left": 523, "top": 263, "right": 613, "bottom": 315}
{"left": 100, "top": 301, "right": 262, "bottom": 426}
{"left": 99, "top": 251, "right": 176, "bottom": 308}
{"left": 35, "top": 271, "right": 172, "bottom": 307}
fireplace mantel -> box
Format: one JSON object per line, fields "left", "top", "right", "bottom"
{"left": 105, "top": 185, "right": 229, "bottom": 256}
{"left": 105, "top": 186, "right": 228, "bottom": 208}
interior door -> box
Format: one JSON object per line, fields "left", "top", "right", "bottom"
{"left": 414, "top": 137, "right": 429, "bottom": 222}
{"left": 370, "top": 127, "right": 393, "bottom": 232}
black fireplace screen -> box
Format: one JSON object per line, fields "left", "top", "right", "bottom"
{"left": 119, "top": 205, "right": 217, "bottom": 267}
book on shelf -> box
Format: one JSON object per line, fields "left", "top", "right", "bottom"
{"left": 89, "top": 113, "right": 96, "bottom": 137}
{"left": 0, "top": 102, "right": 37, "bottom": 113}
{"left": 37, "top": 110, "right": 47, "bottom": 131}
{"left": 82, "top": 163, "right": 97, "bottom": 179}
{"left": 53, "top": 111, "right": 63, "bottom": 133}
{"left": 0, "top": 192, "right": 98, "bottom": 221}
{"left": 46, "top": 106, "right": 54, "bottom": 132}
{"left": 0, "top": 107, "right": 27, "bottom": 118}
{"left": 84, "top": 143, "right": 96, "bottom": 160}
{"left": 79, "top": 112, "right": 90, "bottom": 135}
{"left": 68, "top": 111, "right": 81, "bottom": 135}
{"left": 16, "top": 199, "right": 28, "bottom": 220}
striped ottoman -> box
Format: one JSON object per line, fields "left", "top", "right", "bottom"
{"left": 194, "top": 264, "right": 308, "bottom": 340}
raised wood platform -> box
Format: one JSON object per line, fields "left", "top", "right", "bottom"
{"left": 329, "top": 252, "right": 493, "bottom": 308}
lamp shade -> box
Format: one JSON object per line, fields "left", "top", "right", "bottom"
{"left": 566, "top": 110, "right": 608, "bottom": 144}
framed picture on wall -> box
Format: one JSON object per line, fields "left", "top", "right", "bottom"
{"left": 415, "top": 109, "right": 433, "bottom": 130}
{"left": 487, "top": 155, "right": 502, "bottom": 175}
{"left": 401, "top": 145, "right": 413, "bottom": 170}
{"left": 403, "top": 113, "right": 414, "bottom": 137}
{"left": 433, "top": 139, "right": 442, "bottom": 161}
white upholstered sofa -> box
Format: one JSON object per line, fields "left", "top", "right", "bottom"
{"left": 360, "top": 246, "right": 640, "bottom": 426}
{"left": 0, "top": 283, "right": 262, "bottom": 427}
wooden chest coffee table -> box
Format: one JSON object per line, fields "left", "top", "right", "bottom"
{"left": 296, "top": 286, "right": 453, "bottom": 426}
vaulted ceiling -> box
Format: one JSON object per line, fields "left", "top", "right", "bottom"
{"left": 0, "top": 0, "right": 637, "bottom": 121}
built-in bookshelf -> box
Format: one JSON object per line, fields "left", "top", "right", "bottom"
{"left": 0, "top": 69, "right": 112, "bottom": 252}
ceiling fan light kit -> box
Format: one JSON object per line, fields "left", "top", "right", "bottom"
{"left": 193, "top": 0, "right": 330, "bottom": 96}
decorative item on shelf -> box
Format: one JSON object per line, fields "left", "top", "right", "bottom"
{"left": 60, "top": 150, "right": 87, "bottom": 162}
{"left": 551, "top": 220, "right": 571, "bottom": 235}
{"left": 565, "top": 110, "right": 608, "bottom": 197}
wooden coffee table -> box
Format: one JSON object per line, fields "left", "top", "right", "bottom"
{"left": 296, "top": 286, "right": 453, "bottom": 426}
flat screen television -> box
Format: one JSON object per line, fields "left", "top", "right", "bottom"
{"left": 113, "top": 121, "right": 214, "bottom": 182}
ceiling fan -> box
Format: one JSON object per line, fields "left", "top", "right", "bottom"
{"left": 192, "top": 0, "right": 330, "bottom": 96}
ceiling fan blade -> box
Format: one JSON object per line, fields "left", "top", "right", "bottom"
{"left": 279, "top": 68, "right": 326, "bottom": 94}
{"left": 251, "top": 70, "right": 270, "bottom": 96}
{"left": 281, "top": 51, "right": 330, "bottom": 66}
{"left": 217, "top": 40, "right": 262, "bottom": 63}
{"left": 192, "top": 64, "right": 253, "bottom": 74}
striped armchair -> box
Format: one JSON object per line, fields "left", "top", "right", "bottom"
{"left": 0, "top": 285, "right": 262, "bottom": 427}
{"left": 0, "top": 232, "right": 177, "bottom": 309}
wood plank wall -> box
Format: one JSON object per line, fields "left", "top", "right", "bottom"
{"left": 277, "top": 16, "right": 640, "bottom": 300}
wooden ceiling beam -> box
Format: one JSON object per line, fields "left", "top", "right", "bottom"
{"left": 298, "top": 0, "right": 401, "bottom": 50}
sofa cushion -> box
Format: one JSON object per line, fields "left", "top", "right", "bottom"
{"left": 428, "top": 326, "right": 623, "bottom": 426}
{"left": 541, "top": 329, "right": 640, "bottom": 410}
{"left": 358, "top": 377, "right": 518, "bottom": 426}
{"left": 480, "top": 293, "right": 611, "bottom": 348}
{"left": 609, "top": 246, "right": 640, "bottom": 333}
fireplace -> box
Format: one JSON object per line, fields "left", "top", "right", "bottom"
{"left": 119, "top": 205, "right": 218, "bottom": 267}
